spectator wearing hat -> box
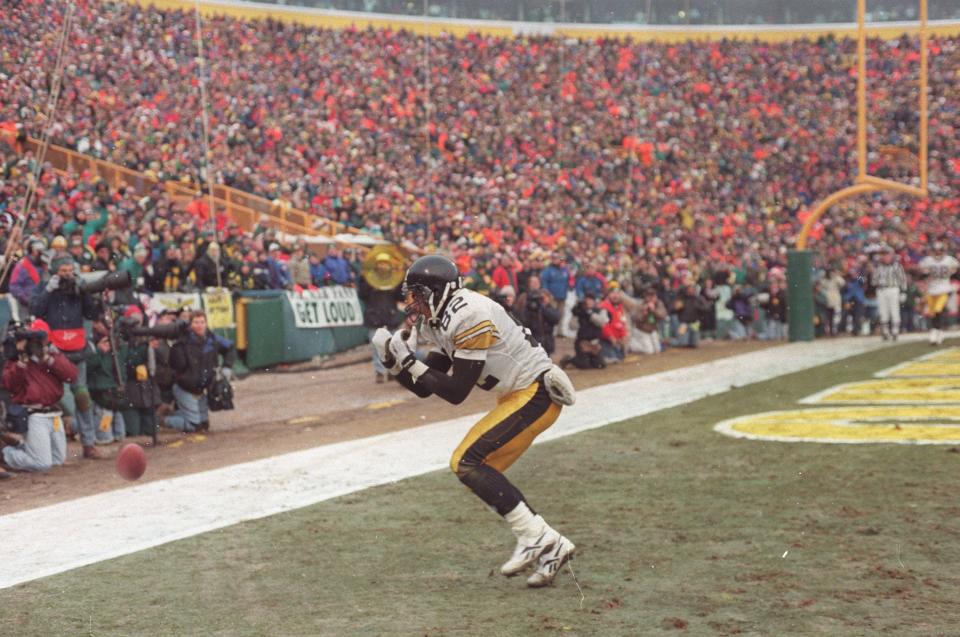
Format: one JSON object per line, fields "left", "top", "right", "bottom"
{"left": 193, "top": 241, "right": 227, "bottom": 289}
{"left": 265, "top": 243, "right": 292, "bottom": 290}
{"left": 67, "top": 233, "right": 94, "bottom": 273}
{"left": 9, "top": 237, "right": 46, "bottom": 318}
{"left": 30, "top": 254, "right": 104, "bottom": 459}
{"left": 287, "top": 244, "right": 313, "bottom": 288}
{"left": 91, "top": 240, "right": 114, "bottom": 273}
{"left": 119, "top": 243, "right": 152, "bottom": 291}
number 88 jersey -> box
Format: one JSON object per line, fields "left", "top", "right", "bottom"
{"left": 417, "top": 288, "right": 554, "bottom": 396}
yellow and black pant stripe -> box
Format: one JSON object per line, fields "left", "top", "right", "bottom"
{"left": 449, "top": 378, "right": 561, "bottom": 515}
{"left": 926, "top": 294, "right": 949, "bottom": 328}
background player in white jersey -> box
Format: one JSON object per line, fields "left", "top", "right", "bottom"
{"left": 918, "top": 242, "right": 959, "bottom": 345}
{"left": 372, "top": 255, "right": 577, "bottom": 588}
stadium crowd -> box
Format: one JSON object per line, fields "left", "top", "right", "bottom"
{"left": 1, "top": 2, "right": 959, "bottom": 475}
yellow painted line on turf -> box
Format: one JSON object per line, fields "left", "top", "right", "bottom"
{"left": 875, "top": 348, "right": 960, "bottom": 378}
{"left": 927, "top": 347, "right": 960, "bottom": 363}
{"left": 800, "top": 377, "right": 960, "bottom": 405}
{"left": 366, "top": 399, "right": 407, "bottom": 410}
{"left": 715, "top": 406, "right": 960, "bottom": 445}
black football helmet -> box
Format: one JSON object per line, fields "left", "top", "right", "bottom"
{"left": 402, "top": 255, "right": 462, "bottom": 319}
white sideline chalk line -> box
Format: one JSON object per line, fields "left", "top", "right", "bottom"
{"left": 0, "top": 336, "right": 917, "bottom": 589}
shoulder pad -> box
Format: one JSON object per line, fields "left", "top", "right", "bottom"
{"left": 446, "top": 295, "right": 496, "bottom": 351}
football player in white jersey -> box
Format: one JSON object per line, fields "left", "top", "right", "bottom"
{"left": 919, "top": 242, "right": 959, "bottom": 345}
{"left": 372, "top": 255, "right": 577, "bottom": 588}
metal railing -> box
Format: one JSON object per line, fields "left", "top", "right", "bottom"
{"left": 21, "top": 138, "right": 337, "bottom": 237}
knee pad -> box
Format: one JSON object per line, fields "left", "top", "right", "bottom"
{"left": 74, "top": 387, "right": 91, "bottom": 413}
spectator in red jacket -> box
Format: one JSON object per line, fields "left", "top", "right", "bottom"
{"left": 599, "top": 282, "right": 629, "bottom": 364}
{"left": 1, "top": 320, "right": 78, "bottom": 473}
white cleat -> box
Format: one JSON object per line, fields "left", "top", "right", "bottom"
{"left": 526, "top": 535, "right": 576, "bottom": 588}
{"left": 500, "top": 528, "right": 559, "bottom": 577}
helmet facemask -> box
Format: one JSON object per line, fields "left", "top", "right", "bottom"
{"left": 402, "top": 278, "right": 460, "bottom": 321}
{"left": 403, "top": 282, "right": 434, "bottom": 320}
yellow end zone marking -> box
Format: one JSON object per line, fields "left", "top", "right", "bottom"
{"left": 366, "top": 399, "right": 407, "bottom": 410}
{"left": 876, "top": 348, "right": 960, "bottom": 378}
{"left": 926, "top": 347, "right": 960, "bottom": 363}
{"left": 715, "top": 406, "right": 960, "bottom": 445}
{"left": 801, "top": 377, "right": 960, "bottom": 405}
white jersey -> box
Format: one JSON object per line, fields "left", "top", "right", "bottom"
{"left": 416, "top": 288, "right": 553, "bottom": 396}
{"left": 919, "top": 255, "right": 959, "bottom": 296}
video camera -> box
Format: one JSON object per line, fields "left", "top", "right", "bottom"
{"left": 525, "top": 289, "right": 543, "bottom": 312}
{"left": 2, "top": 320, "right": 49, "bottom": 362}
{"left": 60, "top": 270, "right": 132, "bottom": 295}
{"left": 115, "top": 315, "right": 189, "bottom": 341}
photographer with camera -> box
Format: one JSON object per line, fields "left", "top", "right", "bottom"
{"left": 515, "top": 276, "right": 560, "bottom": 356}
{"left": 628, "top": 286, "right": 668, "bottom": 355}
{"left": 118, "top": 306, "right": 180, "bottom": 441}
{"left": 560, "top": 293, "right": 609, "bottom": 370}
{"left": 86, "top": 316, "right": 129, "bottom": 446}
{"left": 1, "top": 319, "right": 78, "bottom": 473}
{"left": 166, "top": 310, "right": 235, "bottom": 433}
{"left": 30, "top": 255, "right": 105, "bottom": 459}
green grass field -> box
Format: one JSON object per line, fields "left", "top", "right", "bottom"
{"left": 3, "top": 341, "right": 959, "bottom": 636}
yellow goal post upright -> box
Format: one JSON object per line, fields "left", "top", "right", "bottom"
{"left": 786, "top": 0, "right": 929, "bottom": 341}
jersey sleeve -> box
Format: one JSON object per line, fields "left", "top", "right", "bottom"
{"left": 448, "top": 303, "right": 498, "bottom": 361}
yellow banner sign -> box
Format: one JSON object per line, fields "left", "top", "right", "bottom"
{"left": 203, "top": 288, "right": 235, "bottom": 330}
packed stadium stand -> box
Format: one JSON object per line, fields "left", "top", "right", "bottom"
{"left": 1, "top": 0, "right": 957, "bottom": 328}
